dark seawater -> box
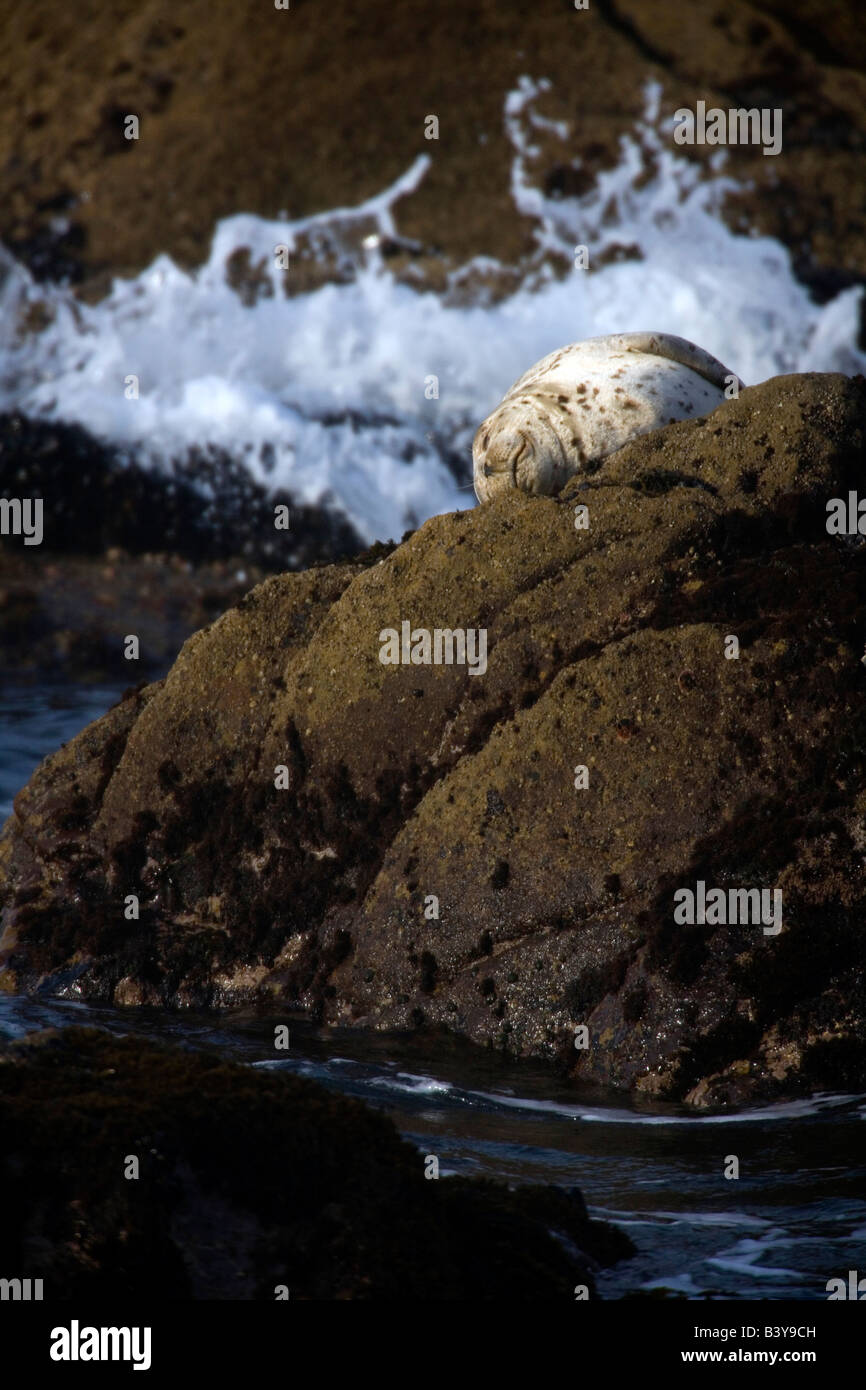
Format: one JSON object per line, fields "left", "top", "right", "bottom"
{"left": 2, "top": 682, "right": 865, "bottom": 1301}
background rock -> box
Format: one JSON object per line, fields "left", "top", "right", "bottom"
{"left": 0, "top": 412, "right": 364, "bottom": 569}
{"left": 2, "top": 372, "right": 865, "bottom": 1106}
{"left": 0, "top": 411, "right": 370, "bottom": 680}
{"left": 1, "top": 1, "right": 863, "bottom": 310}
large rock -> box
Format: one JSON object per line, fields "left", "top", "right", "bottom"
{"left": 0, "top": 1027, "right": 631, "bottom": 1298}
{"left": 2, "top": 372, "right": 866, "bottom": 1106}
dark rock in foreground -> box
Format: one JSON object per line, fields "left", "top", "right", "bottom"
{"left": 0, "top": 1027, "right": 631, "bottom": 1299}
{"left": 2, "top": 373, "right": 866, "bottom": 1107}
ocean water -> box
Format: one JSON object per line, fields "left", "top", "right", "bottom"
{"left": 0, "top": 81, "right": 863, "bottom": 544}
{"left": 1, "top": 682, "right": 865, "bottom": 1301}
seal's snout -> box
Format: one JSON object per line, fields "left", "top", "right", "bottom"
{"left": 473, "top": 416, "right": 538, "bottom": 502}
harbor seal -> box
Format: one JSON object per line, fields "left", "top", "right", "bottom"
{"left": 472, "top": 331, "right": 744, "bottom": 502}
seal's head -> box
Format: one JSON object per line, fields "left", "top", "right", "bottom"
{"left": 472, "top": 400, "right": 565, "bottom": 503}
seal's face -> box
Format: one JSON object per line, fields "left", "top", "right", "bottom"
{"left": 472, "top": 403, "right": 561, "bottom": 502}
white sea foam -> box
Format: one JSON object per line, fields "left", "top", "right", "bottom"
{"left": 465, "top": 1087, "right": 864, "bottom": 1124}
{"left": 645, "top": 1211, "right": 775, "bottom": 1228}
{"left": 634, "top": 1274, "right": 704, "bottom": 1295}
{"left": 0, "top": 80, "right": 863, "bottom": 543}
{"left": 370, "top": 1071, "right": 454, "bottom": 1096}
{"left": 250, "top": 1053, "right": 864, "bottom": 1122}
{"left": 708, "top": 1236, "right": 804, "bottom": 1280}
{"left": 590, "top": 1207, "right": 774, "bottom": 1231}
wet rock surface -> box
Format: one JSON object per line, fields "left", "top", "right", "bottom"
{"left": 0, "top": 1026, "right": 631, "bottom": 1298}
{"left": 2, "top": 372, "right": 865, "bottom": 1107}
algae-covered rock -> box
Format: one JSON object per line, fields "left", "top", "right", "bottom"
{"left": 0, "top": 1027, "right": 630, "bottom": 1298}
{"left": 2, "top": 373, "right": 866, "bottom": 1105}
